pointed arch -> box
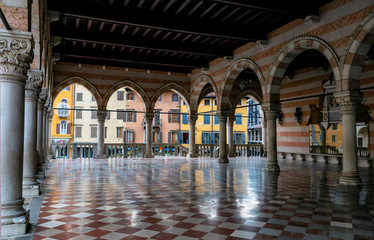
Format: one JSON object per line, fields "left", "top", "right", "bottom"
{"left": 102, "top": 80, "right": 150, "bottom": 111}
{"left": 150, "top": 82, "right": 190, "bottom": 112}
{"left": 220, "top": 58, "right": 265, "bottom": 110}
{"left": 341, "top": 11, "right": 374, "bottom": 91}
{"left": 190, "top": 74, "right": 218, "bottom": 113}
{"left": 266, "top": 35, "right": 341, "bottom": 102}
{"left": 52, "top": 76, "right": 102, "bottom": 108}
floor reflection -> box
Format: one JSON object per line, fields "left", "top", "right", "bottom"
{"left": 35, "top": 157, "right": 374, "bottom": 240}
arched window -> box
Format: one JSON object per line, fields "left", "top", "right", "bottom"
{"left": 60, "top": 120, "right": 67, "bottom": 134}
{"left": 58, "top": 99, "right": 69, "bottom": 117}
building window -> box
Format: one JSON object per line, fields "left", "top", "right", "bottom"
{"left": 182, "top": 113, "right": 188, "bottom": 124}
{"left": 126, "top": 111, "right": 136, "bottom": 122}
{"left": 158, "top": 95, "right": 162, "bottom": 101}
{"left": 60, "top": 121, "right": 68, "bottom": 134}
{"left": 126, "top": 92, "right": 134, "bottom": 100}
{"left": 169, "top": 132, "right": 179, "bottom": 143}
{"left": 235, "top": 114, "right": 242, "bottom": 124}
{"left": 204, "top": 99, "right": 210, "bottom": 105}
{"left": 238, "top": 99, "right": 242, "bottom": 105}
{"left": 91, "top": 126, "right": 97, "bottom": 138}
{"left": 169, "top": 110, "right": 179, "bottom": 123}
{"left": 234, "top": 133, "right": 245, "bottom": 144}
{"left": 214, "top": 115, "right": 219, "bottom": 124}
{"left": 248, "top": 99, "right": 259, "bottom": 126}
{"left": 154, "top": 111, "right": 161, "bottom": 125}
{"left": 124, "top": 130, "right": 134, "bottom": 143}
{"left": 91, "top": 110, "right": 97, "bottom": 119}
{"left": 153, "top": 131, "right": 162, "bottom": 143}
{"left": 76, "top": 93, "right": 83, "bottom": 101}
{"left": 172, "top": 93, "right": 179, "bottom": 102}
{"left": 117, "top": 91, "right": 124, "bottom": 100}
{"left": 76, "top": 109, "right": 82, "bottom": 119}
{"left": 201, "top": 132, "right": 219, "bottom": 144}
{"left": 105, "top": 127, "right": 107, "bottom": 138}
{"left": 214, "top": 99, "right": 217, "bottom": 106}
{"left": 117, "top": 109, "right": 124, "bottom": 120}
{"left": 332, "top": 135, "right": 336, "bottom": 142}
{"left": 203, "top": 114, "right": 210, "bottom": 124}
{"left": 332, "top": 123, "right": 338, "bottom": 130}
{"left": 58, "top": 99, "right": 69, "bottom": 117}
{"left": 202, "top": 132, "right": 210, "bottom": 144}
{"left": 116, "top": 127, "right": 123, "bottom": 138}
{"left": 75, "top": 126, "right": 82, "bottom": 138}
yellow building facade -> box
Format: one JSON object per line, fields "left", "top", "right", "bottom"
{"left": 52, "top": 84, "right": 75, "bottom": 158}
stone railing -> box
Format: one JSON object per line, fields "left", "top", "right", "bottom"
{"left": 152, "top": 143, "right": 189, "bottom": 157}
{"left": 196, "top": 144, "right": 264, "bottom": 157}
{"left": 310, "top": 145, "right": 340, "bottom": 155}
{"left": 197, "top": 144, "right": 218, "bottom": 157}
{"left": 52, "top": 143, "right": 97, "bottom": 159}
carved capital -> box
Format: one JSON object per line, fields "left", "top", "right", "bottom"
{"left": 0, "top": 30, "right": 34, "bottom": 76}
{"left": 145, "top": 113, "right": 154, "bottom": 123}
{"left": 188, "top": 114, "right": 198, "bottom": 124}
{"left": 48, "top": 106, "right": 54, "bottom": 119}
{"left": 25, "top": 70, "right": 43, "bottom": 98}
{"left": 216, "top": 111, "right": 229, "bottom": 122}
{"left": 38, "top": 87, "right": 47, "bottom": 104}
{"left": 97, "top": 111, "right": 107, "bottom": 122}
{"left": 334, "top": 91, "right": 362, "bottom": 113}
{"left": 228, "top": 115, "right": 236, "bottom": 123}
{"left": 262, "top": 102, "right": 281, "bottom": 120}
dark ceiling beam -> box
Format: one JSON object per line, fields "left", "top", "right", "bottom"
{"left": 59, "top": 12, "right": 260, "bottom": 41}
{"left": 61, "top": 37, "right": 223, "bottom": 57}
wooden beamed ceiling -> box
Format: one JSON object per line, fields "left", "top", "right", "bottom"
{"left": 48, "top": 0, "right": 332, "bottom": 73}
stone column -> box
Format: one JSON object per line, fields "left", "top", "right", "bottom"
{"left": 188, "top": 114, "right": 198, "bottom": 157}
{"left": 262, "top": 102, "right": 281, "bottom": 171}
{"left": 96, "top": 111, "right": 107, "bottom": 159}
{"left": 46, "top": 107, "right": 53, "bottom": 160}
{"left": 0, "top": 30, "right": 34, "bottom": 237}
{"left": 334, "top": 91, "right": 362, "bottom": 185}
{"left": 36, "top": 88, "right": 47, "bottom": 178}
{"left": 217, "top": 111, "right": 229, "bottom": 163}
{"left": 228, "top": 115, "right": 236, "bottom": 157}
{"left": 42, "top": 98, "right": 49, "bottom": 163}
{"left": 23, "top": 70, "right": 43, "bottom": 199}
{"left": 145, "top": 113, "right": 154, "bottom": 158}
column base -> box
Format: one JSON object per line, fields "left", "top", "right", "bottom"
{"left": 95, "top": 154, "right": 107, "bottom": 159}
{"left": 1, "top": 199, "right": 29, "bottom": 237}
{"left": 144, "top": 153, "right": 155, "bottom": 158}
{"left": 188, "top": 152, "right": 199, "bottom": 158}
{"left": 218, "top": 156, "right": 229, "bottom": 163}
{"left": 1, "top": 222, "right": 28, "bottom": 237}
{"left": 229, "top": 153, "right": 237, "bottom": 157}
{"left": 264, "top": 163, "right": 280, "bottom": 172}
{"left": 23, "top": 184, "right": 40, "bottom": 200}
{"left": 339, "top": 171, "right": 362, "bottom": 186}
{"left": 37, "top": 170, "right": 45, "bottom": 179}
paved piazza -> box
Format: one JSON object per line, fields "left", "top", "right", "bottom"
{"left": 34, "top": 157, "right": 374, "bottom": 240}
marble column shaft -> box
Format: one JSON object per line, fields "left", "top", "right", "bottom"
{"left": 262, "top": 102, "right": 281, "bottom": 172}
{"left": 334, "top": 91, "right": 362, "bottom": 185}
{"left": 0, "top": 29, "right": 34, "bottom": 237}
{"left": 46, "top": 107, "right": 53, "bottom": 159}
{"left": 217, "top": 111, "right": 229, "bottom": 163}
{"left": 188, "top": 114, "right": 198, "bottom": 157}
{"left": 228, "top": 115, "right": 236, "bottom": 157}
{"left": 36, "top": 88, "right": 47, "bottom": 176}
{"left": 96, "top": 111, "right": 107, "bottom": 158}
{"left": 145, "top": 113, "right": 155, "bottom": 158}
{"left": 23, "top": 70, "right": 43, "bottom": 198}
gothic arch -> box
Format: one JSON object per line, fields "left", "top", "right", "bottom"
{"left": 266, "top": 35, "right": 341, "bottom": 102}
{"left": 190, "top": 74, "right": 218, "bottom": 113}
{"left": 52, "top": 76, "right": 103, "bottom": 108}
{"left": 102, "top": 79, "right": 150, "bottom": 111}
{"left": 229, "top": 90, "right": 263, "bottom": 116}
{"left": 341, "top": 11, "right": 374, "bottom": 91}
{"left": 150, "top": 82, "right": 191, "bottom": 112}
{"left": 220, "top": 58, "right": 265, "bottom": 110}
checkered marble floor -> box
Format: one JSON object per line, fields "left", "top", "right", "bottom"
{"left": 34, "top": 157, "right": 374, "bottom": 240}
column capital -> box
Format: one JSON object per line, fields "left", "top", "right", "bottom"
{"left": 25, "top": 70, "right": 43, "bottom": 99}
{"left": 97, "top": 111, "right": 107, "bottom": 122}
{"left": 334, "top": 91, "right": 362, "bottom": 113}
{"left": 216, "top": 110, "right": 229, "bottom": 121}
{"left": 228, "top": 115, "right": 236, "bottom": 123}
{"left": 188, "top": 114, "right": 198, "bottom": 123}
{"left": 262, "top": 102, "right": 281, "bottom": 119}
{"left": 0, "top": 30, "right": 34, "bottom": 76}
{"left": 145, "top": 113, "right": 154, "bottom": 122}
{"left": 38, "top": 87, "right": 47, "bottom": 104}
{"left": 47, "top": 105, "right": 54, "bottom": 119}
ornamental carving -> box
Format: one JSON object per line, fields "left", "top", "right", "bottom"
{"left": 334, "top": 91, "right": 362, "bottom": 112}
{"left": 0, "top": 32, "right": 34, "bottom": 75}
{"left": 97, "top": 111, "right": 107, "bottom": 122}
{"left": 39, "top": 87, "right": 47, "bottom": 104}
{"left": 25, "top": 71, "right": 43, "bottom": 98}
{"left": 262, "top": 102, "right": 281, "bottom": 119}
{"left": 228, "top": 115, "right": 236, "bottom": 123}
{"left": 216, "top": 111, "right": 229, "bottom": 122}
{"left": 145, "top": 113, "right": 154, "bottom": 122}
{"left": 188, "top": 114, "right": 198, "bottom": 123}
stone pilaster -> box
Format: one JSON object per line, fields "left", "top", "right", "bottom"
{"left": 217, "top": 111, "right": 229, "bottom": 163}
{"left": 23, "top": 70, "right": 43, "bottom": 200}
{"left": 334, "top": 91, "right": 362, "bottom": 185}
{"left": 188, "top": 114, "right": 198, "bottom": 157}
{"left": 144, "top": 113, "right": 154, "bottom": 158}
{"left": 96, "top": 111, "right": 107, "bottom": 159}
{"left": 228, "top": 115, "right": 236, "bottom": 157}
{"left": 262, "top": 102, "right": 281, "bottom": 172}
{"left": 0, "top": 29, "right": 34, "bottom": 237}
{"left": 36, "top": 87, "right": 47, "bottom": 178}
